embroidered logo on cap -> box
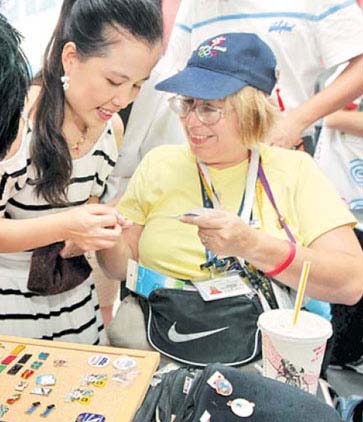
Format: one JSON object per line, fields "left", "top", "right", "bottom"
{"left": 198, "top": 36, "right": 227, "bottom": 58}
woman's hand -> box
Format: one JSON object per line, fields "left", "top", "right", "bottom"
{"left": 61, "top": 203, "right": 132, "bottom": 252}
{"left": 265, "top": 115, "right": 304, "bottom": 149}
{"left": 180, "top": 209, "right": 256, "bottom": 257}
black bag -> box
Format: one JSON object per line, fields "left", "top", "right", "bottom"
{"left": 139, "top": 287, "right": 264, "bottom": 367}
{"left": 135, "top": 364, "right": 342, "bottom": 422}
{"left": 134, "top": 367, "right": 202, "bottom": 422}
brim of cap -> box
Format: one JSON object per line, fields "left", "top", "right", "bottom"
{"left": 155, "top": 66, "right": 248, "bottom": 100}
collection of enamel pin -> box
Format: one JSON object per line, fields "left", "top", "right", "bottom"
{"left": 0, "top": 342, "right": 140, "bottom": 421}
{"left": 202, "top": 370, "right": 255, "bottom": 420}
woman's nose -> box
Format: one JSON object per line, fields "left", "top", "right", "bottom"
{"left": 111, "top": 94, "right": 129, "bottom": 110}
{"left": 111, "top": 85, "right": 136, "bottom": 110}
{"left": 185, "top": 107, "right": 202, "bottom": 127}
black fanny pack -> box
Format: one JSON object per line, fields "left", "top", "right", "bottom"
{"left": 139, "top": 286, "right": 265, "bottom": 367}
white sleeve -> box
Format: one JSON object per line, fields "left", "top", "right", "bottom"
{"left": 315, "top": 0, "right": 363, "bottom": 68}
{"left": 163, "top": 0, "right": 194, "bottom": 73}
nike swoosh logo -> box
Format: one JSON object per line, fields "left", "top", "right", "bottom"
{"left": 167, "top": 322, "right": 229, "bottom": 343}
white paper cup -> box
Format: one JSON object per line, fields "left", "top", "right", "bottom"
{"left": 257, "top": 309, "right": 332, "bottom": 395}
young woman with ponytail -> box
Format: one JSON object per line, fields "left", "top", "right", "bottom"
{"left": 0, "top": 0, "right": 162, "bottom": 344}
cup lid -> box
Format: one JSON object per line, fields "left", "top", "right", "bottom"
{"left": 257, "top": 309, "right": 332, "bottom": 342}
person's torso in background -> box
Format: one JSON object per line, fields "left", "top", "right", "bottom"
{"left": 315, "top": 64, "right": 363, "bottom": 210}
{"left": 315, "top": 100, "right": 363, "bottom": 210}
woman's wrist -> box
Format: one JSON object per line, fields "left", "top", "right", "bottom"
{"left": 237, "top": 223, "right": 259, "bottom": 257}
{"left": 265, "top": 241, "right": 296, "bottom": 277}
{"left": 41, "top": 213, "right": 68, "bottom": 243}
{"left": 97, "top": 234, "right": 130, "bottom": 279}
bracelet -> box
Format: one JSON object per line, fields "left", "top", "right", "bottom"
{"left": 265, "top": 241, "right": 296, "bottom": 278}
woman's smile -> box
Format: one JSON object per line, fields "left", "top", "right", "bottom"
{"left": 96, "top": 106, "right": 115, "bottom": 121}
{"left": 189, "top": 133, "right": 215, "bottom": 146}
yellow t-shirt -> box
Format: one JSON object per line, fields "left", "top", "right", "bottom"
{"left": 118, "top": 144, "right": 355, "bottom": 280}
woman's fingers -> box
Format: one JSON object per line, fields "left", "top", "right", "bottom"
{"left": 88, "top": 205, "right": 133, "bottom": 229}
{"left": 59, "top": 241, "right": 85, "bottom": 258}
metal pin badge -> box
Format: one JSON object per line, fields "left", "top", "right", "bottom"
{"left": 88, "top": 355, "right": 110, "bottom": 368}
{"left": 38, "top": 352, "right": 49, "bottom": 361}
{"left": 215, "top": 378, "right": 233, "bottom": 396}
{"left": 25, "top": 401, "right": 41, "bottom": 415}
{"left": 36, "top": 374, "right": 56, "bottom": 386}
{"left": 207, "top": 371, "right": 233, "bottom": 396}
{"left": 15, "top": 381, "right": 28, "bottom": 392}
{"left": 30, "top": 387, "right": 52, "bottom": 396}
{"left": 227, "top": 398, "right": 255, "bottom": 418}
{"left": 31, "top": 360, "right": 44, "bottom": 370}
{"left": 0, "top": 405, "right": 8, "bottom": 418}
{"left": 6, "top": 393, "right": 21, "bottom": 405}
{"left": 53, "top": 359, "right": 68, "bottom": 367}
{"left": 40, "top": 404, "right": 55, "bottom": 418}
{"left": 82, "top": 374, "right": 108, "bottom": 388}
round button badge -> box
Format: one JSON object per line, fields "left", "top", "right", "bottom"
{"left": 227, "top": 398, "right": 255, "bottom": 418}
{"left": 113, "top": 356, "right": 137, "bottom": 371}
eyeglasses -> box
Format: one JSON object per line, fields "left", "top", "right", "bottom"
{"left": 168, "top": 95, "right": 228, "bottom": 125}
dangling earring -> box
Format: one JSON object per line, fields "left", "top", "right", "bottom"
{"left": 61, "top": 75, "right": 70, "bottom": 91}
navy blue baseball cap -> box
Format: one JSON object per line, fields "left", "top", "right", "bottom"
{"left": 156, "top": 32, "right": 277, "bottom": 100}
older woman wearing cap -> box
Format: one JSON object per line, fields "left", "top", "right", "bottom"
{"left": 98, "top": 33, "right": 363, "bottom": 355}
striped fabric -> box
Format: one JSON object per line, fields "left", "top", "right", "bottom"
{"left": 0, "top": 119, "right": 118, "bottom": 345}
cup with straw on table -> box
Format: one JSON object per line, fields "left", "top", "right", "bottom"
{"left": 258, "top": 261, "right": 333, "bottom": 395}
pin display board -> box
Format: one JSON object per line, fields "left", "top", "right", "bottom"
{"left": 0, "top": 334, "right": 160, "bottom": 422}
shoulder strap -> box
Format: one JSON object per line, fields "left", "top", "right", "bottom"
{"left": 241, "top": 146, "right": 259, "bottom": 224}
{"left": 258, "top": 163, "right": 296, "bottom": 243}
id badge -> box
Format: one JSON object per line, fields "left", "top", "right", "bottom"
{"left": 192, "top": 271, "right": 253, "bottom": 302}
{"left": 126, "top": 259, "right": 185, "bottom": 298}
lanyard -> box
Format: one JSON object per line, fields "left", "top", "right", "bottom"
{"left": 197, "top": 147, "right": 260, "bottom": 270}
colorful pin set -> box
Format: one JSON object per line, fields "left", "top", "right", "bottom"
{"left": 65, "top": 355, "right": 140, "bottom": 407}
{"left": 0, "top": 345, "right": 56, "bottom": 418}
{"left": 0, "top": 344, "right": 140, "bottom": 420}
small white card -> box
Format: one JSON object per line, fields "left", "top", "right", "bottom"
{"left": 192, "top": 274, "right": 252, "bottom": 301}
{"left": 182, "top": 376, "right": 194, "bottom": 395}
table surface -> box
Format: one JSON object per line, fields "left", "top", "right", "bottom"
{"left": 0, "top": 335, "right": 160, "bottom": 422}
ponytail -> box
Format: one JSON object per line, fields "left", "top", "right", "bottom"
{"left": 31, "top": 0, "right": 77, "bottom": 204}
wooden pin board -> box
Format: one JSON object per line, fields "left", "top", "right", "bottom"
{"left": 0, "top": 334, "right": 160, "bottom": 422}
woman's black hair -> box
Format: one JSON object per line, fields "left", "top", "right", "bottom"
{"left": 32, "top": 0, "right": 163, "bottom": 204}
{"left": 0, "top": 14, "right": 31, "bottom": 160}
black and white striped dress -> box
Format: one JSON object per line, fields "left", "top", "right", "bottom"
{"left": 0, "top": 119, "right": 118, "bottom": 345}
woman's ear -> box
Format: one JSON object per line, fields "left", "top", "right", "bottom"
{"left": 61, "top": 41, "right": 78, "bottom": 74}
